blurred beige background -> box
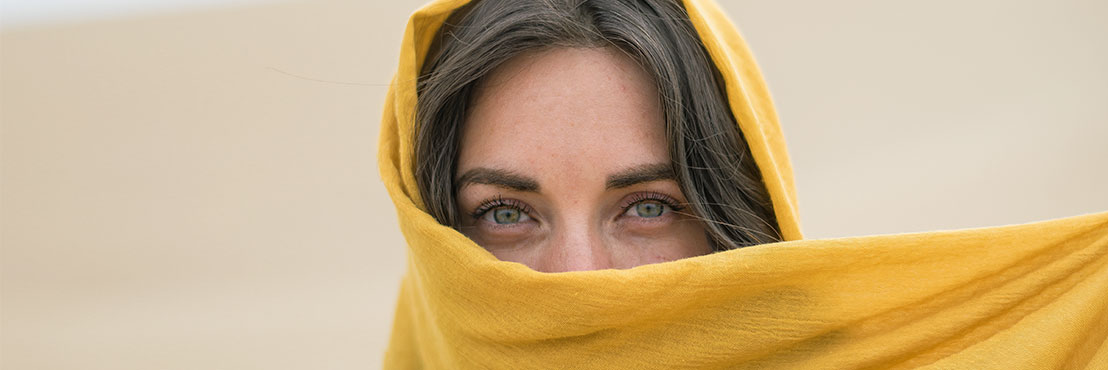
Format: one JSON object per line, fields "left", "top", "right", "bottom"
{"left": 2, "top": 0, "right": 1105, "bottom": 369}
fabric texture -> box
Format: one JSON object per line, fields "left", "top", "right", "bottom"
{"left": 378, "top": 0, "right": 1108, "bottom": 368}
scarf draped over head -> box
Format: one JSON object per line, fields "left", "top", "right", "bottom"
{"left": 378, "top": 0, "right": 1108, "bottom": 368}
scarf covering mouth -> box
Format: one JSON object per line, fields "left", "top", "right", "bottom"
{"left": 378, "top": 0, "right": 1108, "bottom": 368}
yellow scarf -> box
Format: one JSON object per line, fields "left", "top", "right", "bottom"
{"left": 378, "top": 0, "right": 1108, "bottom": 368}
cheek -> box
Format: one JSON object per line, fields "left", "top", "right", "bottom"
{"left": 614, "top": 216, "right": 712, "bottom": 261}
{"left": 465, "top": 230, "right": 549, "bottom": 270}
{"left": 457, "top": 219, "right": 542, "bottom": 253}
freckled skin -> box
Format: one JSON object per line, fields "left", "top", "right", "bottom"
{"left": 455, "top": 47, "right": 712, "bottom": 273}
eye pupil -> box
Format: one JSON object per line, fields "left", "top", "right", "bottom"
{"left": 493, "top": 208, "right": 520, "bottom": 224}
{"left": 635, "top": 201, "right": 664, "bottom": 218}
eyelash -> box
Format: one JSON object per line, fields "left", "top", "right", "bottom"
{"left": 619, "top": 191, "right": 686, "bottom": 215}
{"left": 470, "top": 195, "right": 534, "bottom": 220}
{"left": 468, "top": 191, "right": 686, "bottom": 220}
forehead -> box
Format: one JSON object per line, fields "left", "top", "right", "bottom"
{"left": 459, "top": 47, "right": 667, "bottom": 177}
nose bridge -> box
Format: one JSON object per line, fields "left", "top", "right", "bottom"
{"left": 547, "top": 215, "right": 612, "bottom": 272}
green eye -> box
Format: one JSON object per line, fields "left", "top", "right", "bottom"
{"left": 492, "top": 208, "right": 521, "bottom": 224}
{"left": 474, "top": 199, "right": 533, "bottom": 225}
{"left": 633, "top": 201, "right": 665, "bottom": 218}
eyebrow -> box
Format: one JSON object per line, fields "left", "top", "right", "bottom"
{"left": 456, "top": 167, "right": 541, "bottom": 192}
{"left": 605, "top": 163, "right": 675, "bottom": 189}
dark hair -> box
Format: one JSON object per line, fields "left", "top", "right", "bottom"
{"left": 414, "top": 0, "right": 781, "bottom": 250}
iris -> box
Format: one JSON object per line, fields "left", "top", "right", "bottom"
{"left": 634, "top": 201, "right": 664, "bottom": 218}
{"left": 492, "top": 208, "right": 521, "bottom": 224}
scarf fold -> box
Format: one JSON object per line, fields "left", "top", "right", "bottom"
{"left": 379, "top": 0, "right": 1108, "bottom": 368}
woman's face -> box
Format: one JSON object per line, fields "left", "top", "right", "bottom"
{"left": 455, "top": 47, "right": 712, "bottom": 272}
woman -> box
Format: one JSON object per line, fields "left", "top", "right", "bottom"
{"left": 379, "top": 0, "right": 1108, "bottom": 368}
{"left": 413, "top": 0, "right": 785, "bottom": 272}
